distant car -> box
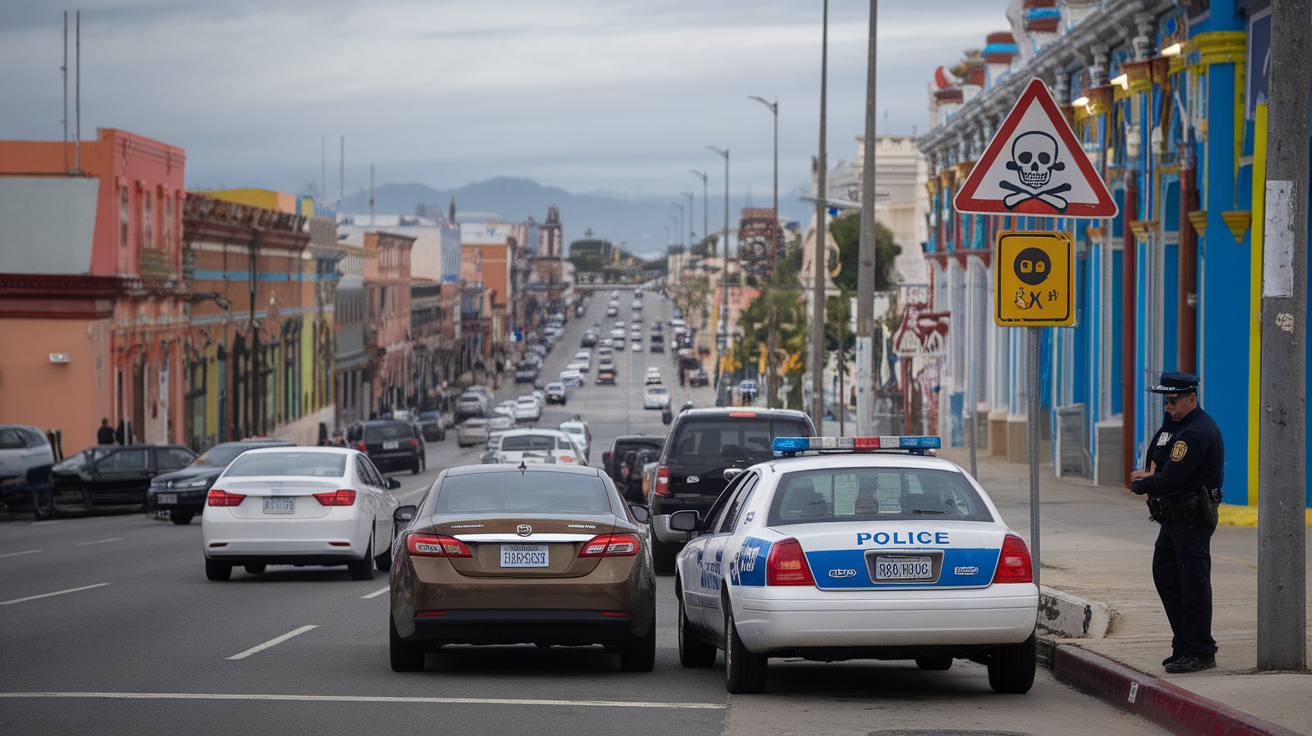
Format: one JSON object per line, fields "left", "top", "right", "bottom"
{"left": 201, "top": 447, "right": 400, "bottom": 582}
{"left": 610, "top": 328, "right": 626, "bottom": 340}
{"left": 352, "top": 420, "right": 425, "bottom": 474}
{"left": 566, "top": 360, "right": 590, "bottom": 373}
{"left": 644, "top": 369, "right": 662, "bottom": 385}
{"left": 631, "top": 300, "right": 643, "bottom": 311}
{"left": 456, "top": 418, "right": 490, "bottom": 448}
{"left": 418, "top": 411, "right": 447, "bottom": 442}
{"left": 603, "top": 435, "right": 666, "bottom": 505}
{"left": 148, "top": 438, "right": 295, "bottom": 525}
{"left": 493, "top": 400, "right": 517, "bottom": 419}
{"left": 597, "top": 369, "right": 617, "bottom": 385}
{"left": 515, "top": 364, "right": 541, "bottom": 384}
{"left": 558, "top": 419, "right": 593, "bottom": 463}
{"left": 688, "top": 368, "right": 710, "bottom": 387}
{"left": 599, "top": 337, "right": 614, "bottom": 348}
{"left": 560, "top": 370, "right": 584, "bottom": 387}
{"left": 545, "top": 382, "right": 568, "bottom": 405}
{"left": 455, "top": 392, "right": 489, "bottom": 420}
{"left": 49, "top": 443, "right": 197, "bottom": 515}
{"left": 494, "top": 429, "right": 587, "bottom": 466}
{"left": 581, "top": 332, "right": 598, "bottom": 348}
{"left": 513, "top": 395, "right": 543, "bottom": 422}
{"left": 631, "top": 341, "right": 643, "bottom": 352}
{"left": 642, "top": 385, "right": 670, "bottom": 409}
{"left": 650, "top": 338, "right": 665, "bottom": 354}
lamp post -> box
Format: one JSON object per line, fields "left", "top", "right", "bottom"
{"left": 689, "top": 170, "right": 708, "bottom": 254}
{"left": 748, "top": 94, "right": 780, "bottom": 408}
{"left": 681, "top": 191, "right": 695, "bottom": 246}
{"left": 672, "top": 204, "right": 685, "bottom": 248}
{"left": 706, "top": 146, "right": 730, "bottom": 396}
{"left": 811, "top": 0, "right": 830, "bottom": 430}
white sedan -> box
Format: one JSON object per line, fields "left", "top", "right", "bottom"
{"left": 513, "top": 395, "right": 542, "bottom": 422}
{"left": 494, "top": 429, "right": 587, "bottom": 466}
{"left": 642, "top": 385, "right": 669, "bottom": 408}
{"left": 671, "top": 436, "right": 1038, "bottom": 695}
{"left": 201, "top": 447, "right": 400, "bottom": 582}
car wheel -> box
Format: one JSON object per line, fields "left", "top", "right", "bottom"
{"left": 348, "top": 535, "right": 376, "bottom": 581}
{"left": 244, "top": 563, "right": 266, "bottom": 575}
{"left": 987, "top": 630, "right": 1037, "bottom": 694}
{"left": 619, "top": 620, "right": 657, "bottom": 672}
{"left": 915, "top": 656, "right": 953, "bottom": 671}
{"left": 389, "top": 611, "right": 425, "bottom": 672}
{"left": 724, "top": 607, "right": 767, "bottom": 694}
{"left": 678, "top": 592, "right": 716, "bottom": 668}
{"left": 170, "top": 511, "right": 194, "bottom": 525}
{"left": 205, "top": 558, "right": 232, "bottom": 581}
{"left": 411, "top": 459, "right": 421, "bottom": 475}
{"left": 650, "top": 534, "right": 677, "bottom": 575}
{"left": 32, "top": 488, "right": 57, "bottom": 520}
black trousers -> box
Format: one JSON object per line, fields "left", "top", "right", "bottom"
{"left": 1152, "top": 520, "right": 1217, "bottom": 658}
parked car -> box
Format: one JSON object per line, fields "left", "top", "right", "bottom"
{"left": 0, "top": 425, "right": 56, "bottom": 515}
{"left": 49, "top": 443, "right": 198, "bottom": 515}
{"left": 455, "top": 391, "right": 489, "bottom": 420}
{"left": 147, "top": 438, "right": 295, "bottom": 525}
{"left": 514, "top": 362, "right": 541, "bottom": 384}
{"left": 456, "top": 418, "right": 491, "bottom": 448}
{"left": 418, "top": 411, "right": 447, "bottom": 442}
{"left": 545, "top": 382, "right": 568, "bottom": 405}
{"left": 351, "top": 420, "right": 425, "bottom": 474}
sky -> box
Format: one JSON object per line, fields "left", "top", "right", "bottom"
{"left": 0, "top": 0, "right": 1013, "bottom": 204}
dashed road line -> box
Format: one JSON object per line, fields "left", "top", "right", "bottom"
{"left": 0, "top": 582, "right": 111, "bottom": 606}
{"left": 226, "top": 625, "right": 318, "bottom": 660}
{"left": 76, "top": 537, "right": 123, "bottom": 546}
{"left": 0, "top": 691, "right": 727, "bottom": 710}
{"left": 361, "top": 586, "right": 389, "bottom": 599}
{"left": 0, "top": 549, "right": 41, "bottom": 559}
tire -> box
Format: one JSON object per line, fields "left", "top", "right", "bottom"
{"left": 915, "top": 656, "right": 953, "bottom": 671}
{"left": 205, "top": 558, "right": 232, "bottom": 581}
{"left": 244, "top": 563, "right": 266, "bottom": 575}
{"left": 170, "top": 511, "right": 194, "bottom": 525}
{"left": 678, "top": 593, "right": 716, "bottom": 668}
{"left": 724, "top": 608, "right": 767, "bottom": 694}
{"left": 620, "top": 620, "right": 657, "bottom": 672}
{"left": 32, "top": 489, "right": 57, "bottom": 520}
{"left": 651, "top": 534, "right": 677, "bottom": 575}
{"left": 348, "top": 535, "right": 376, "bottom": 581}
{"left": 411, "top": 458, "right": 422, "bottom": 475}
{"left": 987, "top": 630, "right": 1037, "bottom": 694}
{"left": 389, "top": 611, "right": 425, "bottom": 672}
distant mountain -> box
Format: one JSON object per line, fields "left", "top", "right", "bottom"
{"left": 339, "top": 176, "right": 813, "bottom": 258}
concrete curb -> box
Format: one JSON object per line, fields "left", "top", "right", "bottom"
{"left": 1046, "top": 642, "right": 1303, "bottom": 736}
{"left": 1038, "top": 585, "right": 1111, "bottom": 639}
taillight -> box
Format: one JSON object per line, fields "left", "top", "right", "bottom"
{"left": 313, "top": 489, "right": 357, "bottom": 506}
{"left": 405, "top": 533, "right": 471, "bottom": 558}
{"left": 993, "top": 533, "right": 1033, "bottom": 584}
{"left": 766, "top": 538, "right": 815, "bottom": 586}
{"left": 356, "top": 442, "right": 367, "bottom": 452}
{"left": 409, "top": 438, "right": 420, "bottom": 447}
{"left": 578, "top": 533, "right": 640, "bottom": 557}
{"left": 560, "top": 455, "right": 574, "bottom": 463}
{"left": 207, "top": 490, "right": 245, "bottom": 507}
{"left": 654, "top": 466, "right": 670, "bottom": 495}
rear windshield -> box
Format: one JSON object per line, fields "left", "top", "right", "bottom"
{"left": 669, "top": 417, "right": 811, "bottom": 473}
{"left": 364, "top": 423, "right": 412, "bottom": 442}
{"left": 225, "top": 452, "right": 347, "bottom": 478}
{"left": 766, "top": 467, "right": 992, "bottom": 525}
{"left": 501, "top": 434, "right": 558, "bottom": 451}
{"left": 435, "top": 473, "right": 612, "bottom": 515}
{"left": 419, "top": 412, "right": 440, "bottom": 421}
{"left": 194, "top": 444, "right": 261, "bottom": 467}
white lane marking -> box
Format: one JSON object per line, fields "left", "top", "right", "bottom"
{"left": 0, "top": 549, "right": 41, "bottom": 559}
{"left": 0, "top": 692, "right": 726, "bottom": 710}
{"left": 29, "top": 520, "right": 65, "bottom": 527}
{"left": 226, "top": 625, "right": 318, "bottom": 660}
{"left": 360, "top": 586, "right": 389, "bottom": 599}
{"left": 75, "top": 537, "right": 123, "bottom": 546}
{"left": 0, "top": 582, "right": 111, "bottom": 606}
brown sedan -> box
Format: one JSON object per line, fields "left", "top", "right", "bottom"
{"left": 388, "top": 464, "right": 657, "bottom": 672}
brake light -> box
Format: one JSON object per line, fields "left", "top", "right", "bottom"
{"left": 560, "top": 455, "right": 574, "bottom": 463}
{"left": 729, "top": 411, "right": 756, "bottom": 417}
{"left": 654, "top": 466, "right": 670, "bottom": 495}
{"left": 207, "top": 490, "right": 245, "bottom": 507}
{"left": 766, "top": 538, "right": 815, "bottom": 586}
{"left": 356, "top": 442, "right": 367, "bottom": 452}
{"left": 313, "top": 489, "right": 357, "bottom": 506}
{"left": 409, "top": 438, "right": 420, "bottom": 447}
{"left": 993, "top": 534, "right": 1033, "bottom": 584}
{"left": 578, "top": 533, "right": 640, "bottom": 557}
{"left": 405, "top": 533, "right": 471, "bottom": 558}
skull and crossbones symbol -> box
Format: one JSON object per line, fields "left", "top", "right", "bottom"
{"left": 1001, "top": 132, "right": 1070, "bottom": 212}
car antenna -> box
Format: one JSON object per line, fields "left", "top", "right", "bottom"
{"left": 518, "top": 459, "right": 528, "bottom": 475}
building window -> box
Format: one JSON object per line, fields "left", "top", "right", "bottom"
{"left": 142, "top": 192, "right": 153, "bottom": 249}
{"left": 120, "top": 188, "right": 129, "bottom": 247}
{"left": 165, "top": 194, "right": 173, "bottom": 251}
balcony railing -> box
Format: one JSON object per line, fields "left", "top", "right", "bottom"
{"left": 139, "top": 248, "right": 171, "bottom": 281}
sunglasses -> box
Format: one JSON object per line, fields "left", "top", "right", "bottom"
{"left": 1164, "top": 394, "right": 1192, "bottom": 405}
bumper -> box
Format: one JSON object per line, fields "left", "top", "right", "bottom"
{"left": 369, "top": 452, "right": 418, "bottom": 470}
{"left": 147, "top": 489, "right": 208, "bottom": 513}
{"left": 202, "top": 513, "right": 370, "bottom": 563}
{"left": 732, "top": 584, "right": 1038, "bottom": 653}
{"left": 652, "top": 513, "right": 692, "bottom": 544}
{"left": 400, "top": 609, "right": 650, "bottom": 647}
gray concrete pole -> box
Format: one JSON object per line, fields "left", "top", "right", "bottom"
{"left": 1257, "top": 0, "right": 1309, "bottom": 672}
{"left": 855, "top": 0, "right": 877, "bottom": 436}
{"left": 749, "top": 95, "right": 780, "bottom": 408}
{"left": 811, "top": 0, "right": 829, "bottom": 429}
{"left": 1027, "top": 326, "right": 1040, "bottom": 589}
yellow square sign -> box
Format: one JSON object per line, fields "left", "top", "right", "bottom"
{"left": 994, "top": 231, "right": 1075, "bottom": 326}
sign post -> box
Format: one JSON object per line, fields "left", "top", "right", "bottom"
{"left": 953, "top": 78, "right": 1118, "bottom": 587}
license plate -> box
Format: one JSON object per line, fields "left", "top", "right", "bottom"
{"left": 500, "top": 544, "right": 548, "bottom": 567}
{"left": 874, "top": 555, "right": 933, "bottom": 581}
{"left": 157, "top": 493, "right": 177, "bottom": 505}
{"left": 383, "top": 441, "right": 399, "bottom": 450}
{"left": 263, "top": 497, "right": 295, "bottom": 514}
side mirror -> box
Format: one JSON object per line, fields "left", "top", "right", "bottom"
{"left": 723, "top": 467, "right": 743, "bottom": 482}
{"left": 629, "top": 504, "right": 651, "bottom": 524}
{"left": 387, "top": 477, "right": 402, "bottom": 490}
{"left": 669, "top": 509, "right": 699, "bottom": 532}
{"left": 393, "top": 505, "right": 417, "bottom": 523}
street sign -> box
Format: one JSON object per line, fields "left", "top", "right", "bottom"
{"left": 954, "top": 78, "right": 1118, "bottom": 218}
{"left": 994, "top": 231, "right": 1075, "bottom": 326}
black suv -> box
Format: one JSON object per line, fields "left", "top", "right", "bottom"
{"left": 146, "top": 438, "right": 294, "bottom": 524}
{"left": 350, "top": 420, "right": 425, "bottom": 474}
{"left": 647, "top": 408, "right": 814, "bottom": 572}
{"left": 48, "top": 443, "right": 198, "bottom": 516}
{"left": 603, "top": 435, "right": 665, "bottom": 504}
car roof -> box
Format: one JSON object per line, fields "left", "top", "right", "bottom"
{"left": 497, "top": 428, "right": 570, "bottom": 438}
{"left": 754, "top": 452, "right": 966, "bottom": 475}
{"left": 236, "top": 446, "right": 357, "bottom": 456}
{"left": 445, "top": 463, "right": 601, "bottom": 478}
{"left": 678, "top": 407, "right": 809, "bottom": 420}
{"left": 362, "top": 419, "right": 411, "bottom": 426}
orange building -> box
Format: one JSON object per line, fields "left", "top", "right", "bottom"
{"left": 364, "top": 232, "right": 414, "bottom": 414}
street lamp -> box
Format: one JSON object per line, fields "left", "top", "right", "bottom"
{"left": 671, "top": 203, "right": 684, "bottom": 248}
{"left": 680, "top": 191, "right": 695, "bottom": 246}
{"left": 748, "top": 94, "right": 780, "bottom": 407}
{"left": 689, "top": 170, "right": 708, "bottom": 253}
{"left": 706, "top": 145, "right": 730, "bottom": 397}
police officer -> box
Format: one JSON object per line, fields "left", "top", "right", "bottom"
{"left": 1129, "top": 372, "right": 1224, "bottom": 674}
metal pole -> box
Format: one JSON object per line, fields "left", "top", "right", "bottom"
{"left": 856, "top": 0, "right": 877, "bottom": 436}
{"left": 62, "top": 11, "right": 68, "bottom": 172}
{"left": 749, "top": 95, "right": 781, "bottom": 409}
{"left": 1027, "top": 325, "right": 1040, "bottom": 588}
{"left": 1257, "top": 0, "right": 1309, "bottom": 672}
{"left": 723, "top": 150, "right": 731, "bottom": 389}
{"left": 74, "top": 10, "right": 80, "bottom": 175}
{"left": 811, "top": 0, "right": 829, "bottom": 430}
{"left": 690, "top": 170, "right": 708, "bottom": 252}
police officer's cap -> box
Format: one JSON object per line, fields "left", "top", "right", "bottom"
{"left": 1149, "top": 372, "right": 1199, "bottom": 395}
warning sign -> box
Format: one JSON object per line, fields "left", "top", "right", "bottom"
{"left": 995, "top": 231, "right": 1075, "bottom": 326}
{"left": 955, "top": 78, "right": 1118, "bottom": 219}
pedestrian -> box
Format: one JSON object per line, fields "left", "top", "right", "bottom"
{"left": 97, "top": 418, "right": 115, "bottom": 445}
{"left": 1129, "top": 372, "right": 1224, "bottom": 674}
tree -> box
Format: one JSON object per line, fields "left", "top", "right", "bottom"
{"left": 828, "top": 212, "right": 901, "bottom": 292}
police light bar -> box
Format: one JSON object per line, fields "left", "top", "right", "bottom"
{"left": 772, "top": 436, "right": 941, "bottom": 455}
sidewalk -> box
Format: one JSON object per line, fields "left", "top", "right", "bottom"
{"left": 938, "top": 446, "right": 1311, "bottom": 735}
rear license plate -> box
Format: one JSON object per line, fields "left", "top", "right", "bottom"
{"left": 382, "top": 441, "right": 399, "bottom": 450}
{"left": 157, "top": 493, "right": 178, "bottom": 505}
{"left": 500, "top": 544, "right": 548, "bottom": 567}
{"left": 262, "top": 497, "right": 295, "bottom": 514}
{"left": 874, "top": 556, "right": 933, "bottom": 581}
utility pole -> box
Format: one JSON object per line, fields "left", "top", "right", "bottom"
{"left": 1257, "top": 0, "right": 1309, "bottom": 672}
{"left": 749, "top": 95, "right": 780, "bottom": 408}
{"left": 707, "top": 146, "right": 731, "bottom": 395}
{"left": 62, "top": 11, "right": 68, "bottom": 172}
{"left": 811, "top": 0, "right": 829, "bottom": 429}
{"left": 74, "top": 10, "right": 80, "bottom": 175}
{"left": 690, "top": 170, "right": 708, "bottom": 253}
{"left": 681, "top": 191, "right": 695, "bottom": 246}
{"left": 339, "top": 136, "right": 345, "bottom": 213}
{"left": 855, "top": 0, "right": 878, "bottom": 436}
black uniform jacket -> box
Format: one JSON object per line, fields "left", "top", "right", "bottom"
{"left": 1131, "top": 406, "right": 1224, "bottom": 498}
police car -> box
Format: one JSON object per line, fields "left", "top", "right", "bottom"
{"left": 670, "top": 436, "right": 1038, "bottom": 694}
